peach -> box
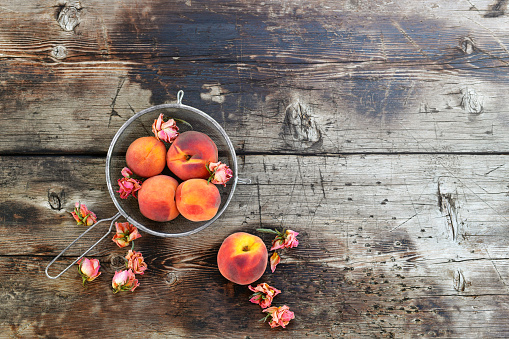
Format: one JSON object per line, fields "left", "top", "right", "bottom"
{"left": 217, "top": 232, "right": 268, "bottom": 285}
{"left": 175, "top": 178, "right": 221, "bottom": 222}
{"left": 126, "top": 136, "right": 166, "bottom": 178}
{"left": 138, "top": 175, "right": 179, "bottom": 222}
{"left": 167, "top": 131, "right": 218, "bottom": 181}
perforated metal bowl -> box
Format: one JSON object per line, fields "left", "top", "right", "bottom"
{"left": 106, "top": 91, "right": 238, "bottom": 237}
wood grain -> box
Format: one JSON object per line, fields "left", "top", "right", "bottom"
{"left": 2, "top": 0, "right": 509, "bottom": 337}
{"left": 2, "top": 154, "right": 509, "bottom": 337}
{"left": 1, "top": 0, "right": 509, "bottom": 154}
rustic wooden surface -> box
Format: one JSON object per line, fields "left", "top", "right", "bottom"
{"left": 1, "top": 0, "right": 509, "bottom": 338}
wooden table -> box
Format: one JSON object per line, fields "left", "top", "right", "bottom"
{"left": 2, "top": 0, "right": 509, "bottom": 337}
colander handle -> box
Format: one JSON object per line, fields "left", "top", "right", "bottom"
{"left": 45, "top": 212, "right": 121, "bottom": 279}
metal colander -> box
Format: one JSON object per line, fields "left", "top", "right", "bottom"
{"left": 46, "top": 91, "right": 238, "bottom": 278}
{"left": 106, "top": 90, "right": 237, "bottom": 237}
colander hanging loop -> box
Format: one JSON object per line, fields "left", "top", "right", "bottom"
{"left": 176, "top": 90, "right": 184, "bottom": 105}
{"left": 45, "top": 212, "right": 121, "bottom": 279}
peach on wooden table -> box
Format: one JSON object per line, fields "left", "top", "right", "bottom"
{"left": 175, "top": 178, "right": 221, "bottom": 222}
{"left": 217, "top": 232, "right": 268, "bottom": 285}
{"left": 167, "top": 131, "right": 218, "bottom": 181}
{"left": 125, "top": 136, "right": 167, "bottom": 178}
{"left": 138, "top": 175, "right": 179, "bottom": 222}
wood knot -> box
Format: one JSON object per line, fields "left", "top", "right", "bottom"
{"left": 459, "top": 37, "right": 475, "bottom": 55}
{"left": 110, "top": 255, "right": 126, "bottom": 271}
{"left": 460, "top": 88, "right": 484, "bottom": 114}
{"left": 280, "top": 100, "right": 322, "bottom": 149}
{"left": 57, "top": 3, "right": 82, "bottom": 32}
{"left": 51, "top": 45, "right": 68, "bottom": 60}
{"left": 165, "top": 272, "right": 178, "bottom": 285}
{"left": 47, "top": 189, "right": 65, "bottom": 210}
{"left": 484, "top": 0, "right": 508, "bottom": 18}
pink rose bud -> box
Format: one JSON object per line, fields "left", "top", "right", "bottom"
{"left": 117, "top": 168, "right": 142, "bottom": 199}
{"left": 78, "top": 257, "right": 101, "bottom": 286}
{"left": 207, "top": 161, "right": 233, "bottom": 186}
{"left": 112, "top": 269, "right": 139, "bottom": 293}
{"left": 152, "top": 114, "right": 179, "bottom": 143}
{"left": 270, "top": 229, "right": 299, "bottom": 251}
{"left": 112, "top": 222, "right": 142, "bottom": 248}
{"left": 270, "top": 252, "right": 280, "bottom": 273}
{"left": 248, "top": 283, "right": 281, "bottom": 309}
{"left": 71, "top": 202, "right": 97, "bottom": 226}
{"left": 125, "top": 250, "right": 147, "bottom": 275}
{"left": 262, "top": 305, "right": 295, "bottom": 328}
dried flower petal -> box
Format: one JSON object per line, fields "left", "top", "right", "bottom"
{"left": 207, "top": 161, "right": 233, "bottom": 186}
{"left": 270, "top": 252, "right": 280, "bottom": 273}
{"left": 112, "top": 222, "right": 141, "bottom": 248}
{"left": 248, "top": 283, "right": 281, "bottom": 309}
{"left": 121, "top": 167, "right": 133, "bottom": 178}
{"left": 262, "top": 305, "right": 295, "bottom": 328}
{"left": 112, "top": 269, "right": 139, "bottom": 293}
{"left": 71, "top": 202, "right": 97, "bottom": 226}
{"left": 125, "top": 250, "right": 147, "bottom": 275}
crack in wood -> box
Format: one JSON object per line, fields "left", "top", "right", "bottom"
{"left": 108, "top": 77, "right": 126, "bottom": 127}
{"left": 437, "top": 182, "right": 459, "bottom": 243}
{"left": 453, "top": 269, "right": 466, "bottom": 292}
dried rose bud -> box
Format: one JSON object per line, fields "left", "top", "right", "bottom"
{"left": 125, "top": 250, "right": 147, "bottom": 275}
{"left": 152, "top": 113, "right": 179, "bottom": 143}
{"left": 78, "top": 257, "right": 101, "bottom": 285}
{"left": 262, "top": 305, "right": 295, "bottom": 328}
{"left": 71, "top": 202, "right": 97, "bottom": 226}
{"left": 248, "top": 283, "right": 281, "bottom": 309}
{"left": 207, "top": 161, "right": 233, "bottom": 186}
{"left": 271, "top": 230, "right": 299, "bottom": 251}
{"left": 112, "top": 222, "right": 141, "bottom": 248}
{"left": 112, "top": 269, "right": 139, "bottom": 293}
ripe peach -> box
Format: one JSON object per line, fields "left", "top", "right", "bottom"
{"left": 217, "top": 232, "right": 268, "bottom": 285}
{"left": 126, "top": 136, "right": 167, "bottom": 178}
{"left": 138, "top": 175, "right": 179, "bottom": 222}
{"left": 167, "top": 131, "right": 218, "bottom": 181}
{"left": 175, "top": 178, "right": 221, "bottom": 222}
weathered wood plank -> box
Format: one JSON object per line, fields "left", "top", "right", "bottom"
{"left": 1, "top": 0, "right": 509, "bottom": 154}
{"left": 2, "top": 0, "right": 509, "bottom": 337}
{"left": 2, "top": 154, "right": 509, "bottom": 336}
{"left": 2, "top": 154, "right": 509, "bottom": 257}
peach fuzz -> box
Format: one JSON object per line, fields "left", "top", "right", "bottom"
{"left": 217, "top": 232, "right": 268, "bottom": 285}
{"left": 138, "top": 175, "right": 179, "bottom": 222}
{"left": 175, "top": 178, "right": 220, "bottom": 222}
{"left": 126, "top": 136, "right": 167, "bottom": 178}
{"left": 167, "top": 131, "right": 218, "bottom": 181}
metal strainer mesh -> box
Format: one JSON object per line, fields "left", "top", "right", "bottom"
{"left": 105, "top": 96, "right": 237, "bottom": 237}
